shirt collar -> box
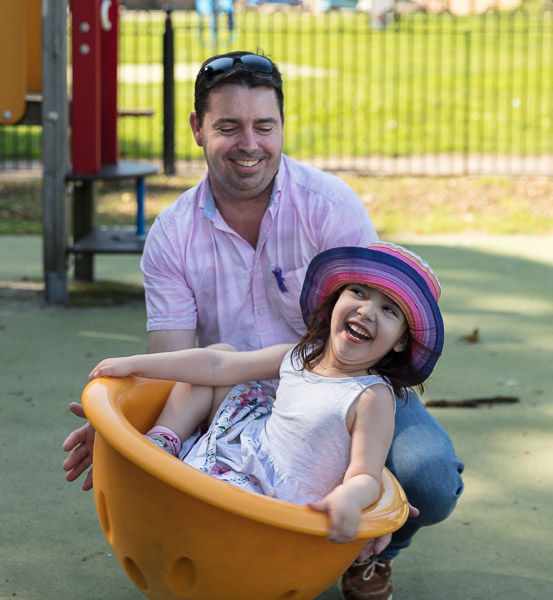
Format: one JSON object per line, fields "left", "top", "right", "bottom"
{"left": 202, "top": 177, "right": 217, "bottom": 221}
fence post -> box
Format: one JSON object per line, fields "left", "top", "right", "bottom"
{"left": 463, "top": 30, "right": 471, "bottom": 176}
{"left": 42, "top": 0, "right": 69, "bottom": 304}
{"left": 163, "top": 6, "right": 175, "bottom": 176}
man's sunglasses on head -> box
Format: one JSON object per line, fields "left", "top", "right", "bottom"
{"left": 200, "top": 54, "right": 274, "bottom": 80}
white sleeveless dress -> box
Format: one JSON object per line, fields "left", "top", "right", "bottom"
{"left": 179, "top": 350, "right": 394, "bottom": 504}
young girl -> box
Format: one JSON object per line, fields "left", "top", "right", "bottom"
{"left": 89, "top": 242, "right": 444, "bottom": 545}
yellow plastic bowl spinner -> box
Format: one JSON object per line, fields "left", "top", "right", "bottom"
{"left": 82, "top": 376, "right": 409, "bottom": 600}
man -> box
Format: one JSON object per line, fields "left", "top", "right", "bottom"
{"left": 63, "top": 51, "right": 464, "bottom": 600}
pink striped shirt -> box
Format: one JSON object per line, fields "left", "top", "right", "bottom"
{"left": 141, "top": 155, "right": 378, "bottom": 350}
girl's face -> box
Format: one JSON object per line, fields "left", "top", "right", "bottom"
{"left": 321, "top": 284, "right": 408, "bottom": 377}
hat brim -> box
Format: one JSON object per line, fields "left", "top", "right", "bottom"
{"left": 300, "top": 247, "right": 444, "bottom": 386}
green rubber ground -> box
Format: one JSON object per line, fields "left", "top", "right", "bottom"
{"left": 2, "top": 233, "right": 552, "bottom": 600}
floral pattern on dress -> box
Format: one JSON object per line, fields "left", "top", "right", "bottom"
{"left": 195, "top": 382, "right": 273, "bottom": 485}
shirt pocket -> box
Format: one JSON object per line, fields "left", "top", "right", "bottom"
{"left": 269, "top": 266, "right": 308, "bottom": 335}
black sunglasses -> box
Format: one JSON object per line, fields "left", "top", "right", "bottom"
{"left": 200, "top": 55, "right": 274, "bottom": 81}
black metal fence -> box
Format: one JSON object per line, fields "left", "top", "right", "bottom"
{"left": 2, "top": 2, "right": 553, "bottom": 176}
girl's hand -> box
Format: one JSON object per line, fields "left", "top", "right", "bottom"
{"left": 88, "top": 357, "right": 133, "bottom": 381}
{"left": 307, "top": 486, "right": 362, "bottom": 544}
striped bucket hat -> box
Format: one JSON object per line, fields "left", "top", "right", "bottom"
{"left": 299, "top": 242, "right": 444, "bottom": 386}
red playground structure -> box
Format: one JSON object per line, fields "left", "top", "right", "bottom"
{"left": 68, "top": 0, "right": 157, "bottom": 281}
{"left": 0, "top": 0, "right": 157, "bottom": 302}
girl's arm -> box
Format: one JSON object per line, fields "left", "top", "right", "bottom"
{"left": 307, "top": 384, "right": 395, "bottom": 544}
{"left": 88, "top": 344, "right": 294, "bottom": 387}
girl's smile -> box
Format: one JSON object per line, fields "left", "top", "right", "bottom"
{"left": 316, "top": 284, "right": 407, "bottom": 377}
{"left": 344, "top": 321, "right": 372, "bottom": 342}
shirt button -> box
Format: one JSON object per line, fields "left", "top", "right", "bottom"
{"left": 258, "top": 308, "right": 265, "bottom": 315}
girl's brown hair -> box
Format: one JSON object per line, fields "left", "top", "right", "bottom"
{"left": 292, "top": 285, "right": 426, "bottom": 401}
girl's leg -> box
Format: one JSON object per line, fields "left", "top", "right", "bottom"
{"left": 154, "top": 383, "right": 220, "bottom": 442}
{"left": 147, "top": 343, "right": 237, "bottom": 455}
{"left": 148, "top": 382, "right": 233, "bottom": 455}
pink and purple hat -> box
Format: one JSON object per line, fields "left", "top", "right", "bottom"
{"left": 300, "top": 242, "right": 444, "bottom": 386}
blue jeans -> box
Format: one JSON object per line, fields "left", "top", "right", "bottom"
{"left": 379, "top": 391, "right": 465, "bottom": 561}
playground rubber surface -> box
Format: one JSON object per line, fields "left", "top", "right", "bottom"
{"left": 1, "top": 233, "right": 552, "bottom": 600}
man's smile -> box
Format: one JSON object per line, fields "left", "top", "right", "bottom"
{"left": 233, "top": 159, "right": 261, "bottom": 167}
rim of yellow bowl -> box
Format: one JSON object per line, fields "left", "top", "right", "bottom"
{"left": 83, "top": 376, "right": 409, "bottom": 539}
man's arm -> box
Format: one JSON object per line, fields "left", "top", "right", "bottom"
{"left": 62, "top": 329, "right": 197, "bottom": 491}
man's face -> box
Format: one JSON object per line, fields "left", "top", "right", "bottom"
{"left": 190, "top": 84, "right": 284, "bottom": 204}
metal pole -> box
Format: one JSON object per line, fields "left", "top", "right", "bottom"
{"left": 163, "top": 6, "right": 175, "bottom": 176}
{"left": 42, "top": 0, "right": 69, "bottom": 304}
{"left": 463, "top": 31, "right": 471, "bottom": 176}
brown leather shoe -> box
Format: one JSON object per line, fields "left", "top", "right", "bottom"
{"left": 340, "top": 557, "right": 393, "bottom": 600}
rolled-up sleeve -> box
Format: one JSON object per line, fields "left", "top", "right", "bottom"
{"left": 141, "top": 215, "right": 198, "bottom": 332}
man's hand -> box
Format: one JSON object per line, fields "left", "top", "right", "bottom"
{"left": 356, "top": 533, "right": 392, "bottom": 561}
{"left": 61, "top": 403, "right": 95, "bottom": 491}
{"left": 356, "top": 502, "right": 420, "bottom": 561}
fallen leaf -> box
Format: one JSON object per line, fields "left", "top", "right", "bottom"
{"left": 458, "top": 328, "right": 479, "bottom": 343}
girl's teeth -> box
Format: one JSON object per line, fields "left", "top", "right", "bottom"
{"left": 348, "top": 324, "right": 370, "bottom": 340}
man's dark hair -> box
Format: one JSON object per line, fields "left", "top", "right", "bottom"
{"left": 194, "top": 51, "right": 284, "bottom": 125}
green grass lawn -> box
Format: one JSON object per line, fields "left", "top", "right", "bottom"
{"left": 2, "top": 6, "right": 552, "bottom": 162}
{"left": 117, "top": 7, "right": 553, "bottom": 159}
{"left": 2, "top": 173, "right": 552, "bottom": 236}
